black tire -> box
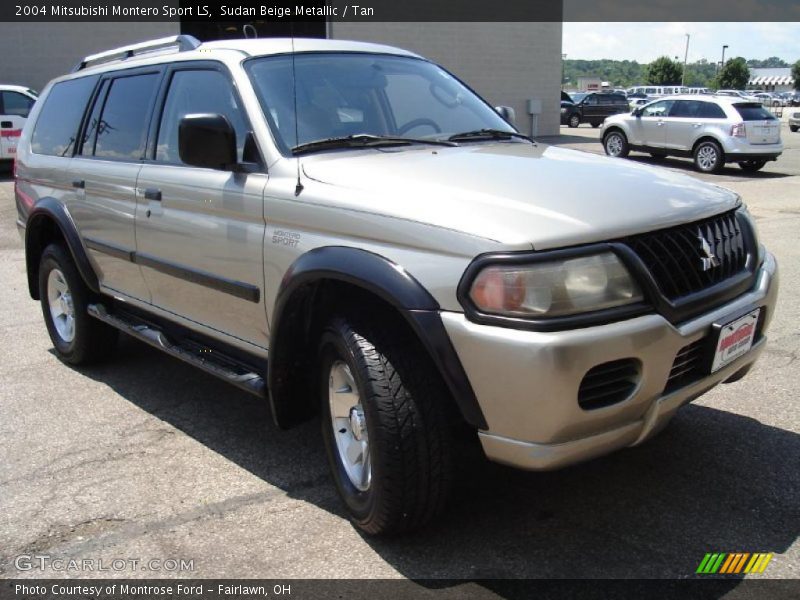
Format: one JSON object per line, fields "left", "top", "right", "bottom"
{"left": 738, "top": 160, "right": 767, "bottom": 172}
{"left": 319, "top": 315, "right": 453, "bottom": 535}
{"left": 38, "top": 244, "right": 118, "bottom": 365}
{"left": 693, "top": 139, "right": 724, "bottom": 173}
{"left": 591, "top": 122, "right": 601, "bottom": 128}
{"left": 790, "top": 125, "right": 798, "bottom": 133}
{"left": 603, "top": 129, "right": 630, "bottom": 158}
{"left": 568, "top": 114, "right": 580, "bottom": 128}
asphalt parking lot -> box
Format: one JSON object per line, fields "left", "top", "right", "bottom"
{"left": 0, "top": 119, "right": 798, "bottom": 588}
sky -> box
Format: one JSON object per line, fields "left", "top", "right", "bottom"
{"left": 562, "top": 22, "right": 800, "bottom": 64}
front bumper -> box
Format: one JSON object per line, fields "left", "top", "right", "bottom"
{"left": 442, "top": 252, "right": 778, "bottom": 470}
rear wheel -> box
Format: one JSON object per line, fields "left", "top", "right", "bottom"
{"left": 319, "top": 315, "right": 453, "bottom": 535}
{"left": 568, "top": 114, "right": 580, "bottom": 128}
{"left": 591, "top": 122, "right": 601, "bottom": 128}
{"left": 38, "top": 244, "right": 118, "bottom": 365}
{"left": 739, "top": 160, "right": 767, "bottom": 172}
{"left": 693, "top": 140, "right": 724, "bottom": 173}
{"left": 603, "top": 130, "right": 629, "bottom": 158}
{"left": 790, "top": 125, "right": 798, "bottom": 133}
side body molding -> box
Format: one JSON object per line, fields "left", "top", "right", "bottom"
{"left": 268, "top": 246, "right": 488, "bottom": 430}
{"left": 25, "top": 198, "right": 99, "bottom": 299}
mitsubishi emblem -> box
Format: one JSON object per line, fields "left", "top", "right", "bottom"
{"left": 698, "top": 229, "right": 720, "bottom": 271}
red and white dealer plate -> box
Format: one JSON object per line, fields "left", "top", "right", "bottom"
{"left": 711, "top": 308, "right": 760, "bottom": 373}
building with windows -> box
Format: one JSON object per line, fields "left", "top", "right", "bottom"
{"left": 0, "top": 21, "right": 562, "bottom": 135}
{"left": 748, "top": 68, "right": 795, "bottom": 93}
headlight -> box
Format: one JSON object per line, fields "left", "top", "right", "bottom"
{"left": 560, "top": 107, "right": 567, "bottom": 113}
{"left": 468, "top": 252, "right": 643, "bottom": 318}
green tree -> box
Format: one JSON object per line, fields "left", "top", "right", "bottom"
{"left": 747, "top": 57, "right": 789, "bottom": 68}
{"left": 645, "top": 56, "right": 683, "bottom": 85}
{"left": 792, "top": 60, "right": 800, "bottom": 90}
{"left": 715, "top": 57, "right": 750, "bottom": 90}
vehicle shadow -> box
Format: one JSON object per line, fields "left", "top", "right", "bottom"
{"left": 625, "top": 153, "right": 793, "bottom": 179}
{"left": 77, "top": 335, "right": 798, "bottom": 590}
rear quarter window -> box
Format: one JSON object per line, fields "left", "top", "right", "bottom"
{"left": 31, "top": 76, "right": 98, "bottom": 156}
{"left": 698, "top": 102, "right": 726, "bottom": 119}
{"left": 734, "top": 103, "right": 777, "bottom": 121}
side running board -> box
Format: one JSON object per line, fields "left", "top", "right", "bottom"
{"left": 87, "top": 303, "right": 266, "bottom": 398}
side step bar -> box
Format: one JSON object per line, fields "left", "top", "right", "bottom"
{"left": 87, "top": 303, "right": 266, "bottom": 398}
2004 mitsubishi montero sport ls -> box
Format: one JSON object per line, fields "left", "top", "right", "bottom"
{"left": 15, "top": 36, "right": 778, "bottom": 535}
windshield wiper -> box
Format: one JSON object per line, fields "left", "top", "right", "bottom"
{"left": 447, "top": 129, "right": 533, "bottom": 143}
{"left": 292, "top": 134, "right": 457, "bottom": 155}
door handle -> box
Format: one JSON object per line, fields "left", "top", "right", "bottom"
{"left": 692, "top": 123, "right": 702, "bottom": 128}
{"left": 72, "top": 179, "right": 85, "bottom": 189}
{"left": 1, "top": 121, "right": 12, "bottom": 128}
{"left": 143, "top": 188, "right": 162, "bottom": 201}
{"left": 657, "top": 121, "right": 665, "bottom": 126}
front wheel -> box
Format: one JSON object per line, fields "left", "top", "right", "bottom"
{"left": 603, "top": 130, "right": 629, "bottom": 158}
{"left": 739, "top": 160, "right": 767, "bottom": 172}
{"left": 38, "top": 244, "right": 118, "bottom": 365}
{"left": 693, "top": 140, "right": 724, "bottom": 173}
{"left": 591, "top": 122, "right": 601, "bottom": 128}
{"left": 319, "top": 315, "right": 453, "bottom": 535}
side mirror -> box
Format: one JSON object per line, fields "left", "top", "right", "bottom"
{"left": 632, "top": 108, "right": 642, "bottom": 117}
{"left": 179, "top": 113, "right": 237, "bottom": 170}
{"left": 495, "top": 105, "right": 516, "bottom": 125}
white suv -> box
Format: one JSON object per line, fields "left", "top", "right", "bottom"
{"left": 0, "top": 85, "right": 37, "bottom": 162}
{"left": 601, "top": 95, "right": 782, "bottom": 173}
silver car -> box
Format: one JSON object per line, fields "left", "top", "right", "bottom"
{"left": 15, "top": 37, "right": 779, "bottom": 534}
{"left": 601, "top": 95, "right": 783, "bottom": 172}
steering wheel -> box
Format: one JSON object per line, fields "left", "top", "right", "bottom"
{"left": 398, "top": 118, "right": 442, "bottom": 136}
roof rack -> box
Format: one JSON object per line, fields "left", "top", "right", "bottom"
{"left": 72, "top": 35, "right": 201, "bottom": 72}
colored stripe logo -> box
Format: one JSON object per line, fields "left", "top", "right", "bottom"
{"left": 696, "top": 552, "right": 773, "bottom": 574}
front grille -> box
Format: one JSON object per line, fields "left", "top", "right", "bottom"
{"left": 623, "top": 210, "right": 749, "bottom": 301}
{"left": 578, "top": 359, "right": 640, "bottom": 410}
{"left": 665, "top": 338, "right": 706, "bottom": 393}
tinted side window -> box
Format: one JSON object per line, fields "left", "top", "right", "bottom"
{"left": 642, "top": 100, "right": 674, "bottom": 117}
{"left": 78, "top": 80, "right": 109, "bottom": 157}
{"left": 2, "top": 92, "right": 35, "bottom": 118}
{"left": 669, "top": 100, "right": 702, "bottom": 118}
{"left": 94, "top": 73, "right": 159, "bottom": 160}
{"left": 584, "top": 95, "right": 598, "bottom": 105}
{"left": 698, "top": 102, "right": 726, "bottom": 119}
{"left": 156, "top": 69, "right": 248, "bottom": 164}
{"left": 31, "top": 76, "right": 98, "bottom": 156}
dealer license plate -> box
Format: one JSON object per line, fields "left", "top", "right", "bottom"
{"left": 711, "top": 309, "right": 760, "bottom": 373}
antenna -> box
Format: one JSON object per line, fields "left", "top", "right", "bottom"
{"left": 291, "top": 23, "right": 304, "bottom": 196}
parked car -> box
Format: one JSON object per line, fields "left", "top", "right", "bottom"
{"left": 0, "top": 85, "right": 37, "bottom": 163}
{"left": 601, "top": 95, "right": 782, "bottom": 173}
{"left": 789, "top": 110, "right": 799, "bottom": 132}
{"left": 751, "top": 92, "right": 782, "bottom": 107}
{"left": 16, "top": 36, "right": 778, "bottom": 535}
{"left": 561, "top": 92, "right": 629, "bottom": 127}
{"left": 629, "top": 97, "right": 650, "bottom": 110}
{"left": 787, "top": 92, "right": 800, "bottom": 107}
{"left": 715, "top": 89, "right": 760, "bottom": 102}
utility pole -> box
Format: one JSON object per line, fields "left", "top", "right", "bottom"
{"left": 682, "top": 34, "right": 690, "bottom": 86}
{"left": 719, "top": 44, "right": 728, "bottom": 74}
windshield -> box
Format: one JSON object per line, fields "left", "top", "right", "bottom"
{"left": 571, "top": 92, "right": 588, "bottom": 103}
{"left": 245, "top": 52, "right": 514, "bottom": 153}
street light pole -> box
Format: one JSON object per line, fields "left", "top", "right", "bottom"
{"left": 721, "top": 44, "right": 728, "bottom": 71}
{"left": 682, "top": 33, "right": 690, "bottom": 87}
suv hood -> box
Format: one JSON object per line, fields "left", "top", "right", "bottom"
{"left": 301, "top": 142, "right": 739, "bottom": 250}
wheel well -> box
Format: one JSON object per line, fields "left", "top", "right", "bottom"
{"left": 25, "top": 215, "right": 67, "bottom": 300}
{"left": 692, "top": 136, "right": 723, "bottom": 154}
{"left": 603, "top": 126, "right": 625, "bottom": 140}
{"left": 268, "top": 279, "right": 470, "bottom": 434}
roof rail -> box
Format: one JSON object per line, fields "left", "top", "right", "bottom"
{"left": 71, "top": 35, "right": 202, "bottom": 72}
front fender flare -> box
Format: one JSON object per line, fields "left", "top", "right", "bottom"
{"left": 268, "top": 246, "right": 487, "bottom": 431}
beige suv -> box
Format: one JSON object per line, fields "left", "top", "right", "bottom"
{"left": 15, "top": 36, "right": 778, "bottom": 534}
